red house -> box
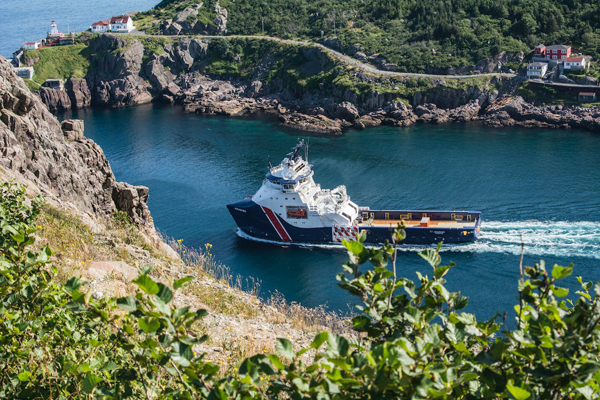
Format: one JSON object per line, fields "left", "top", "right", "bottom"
{"left": 534, "top": 44, "right": 546, "bottom": 57}
{"left": 545, "top": 45, "right": 571, "bottom": 60}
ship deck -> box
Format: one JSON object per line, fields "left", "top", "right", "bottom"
{"left": 357, "top": 219, "right": 478, "bottom": 229}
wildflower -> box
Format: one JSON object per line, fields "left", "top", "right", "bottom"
{"left": 81, "top": 261, "right": 84, "bottom": 264}
{"left": 263, "top": 349, "right": 267, "bottom": 353}
{"left": 218, "top": 360, "right": 222, "bottom": 364}
{"left": 226, "top": 356, "right": 230, "bottom": 360}
{"left": 177, "top": 239, "right": 183, "bottom": 243}
{"left": 260, "top": 377, "right": 264, "bottom": 381}
{"left": 37, "top": 225, "right": 42, "bottom": 229}
{"left": 227, "top": 327, "right": 231, "bottom": 331}
{"left": 193, "top": 351, "right": 197, "bottom": 356}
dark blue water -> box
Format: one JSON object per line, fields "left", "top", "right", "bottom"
{"left": 63, "top": 103, "right": 600, "bottom": 322}
{"left": 0, "top": 0, "right": 156, "bottom": 58}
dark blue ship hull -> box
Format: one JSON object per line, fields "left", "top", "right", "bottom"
{"left": 227, "top": 198, "right": 481, "bottom": 245}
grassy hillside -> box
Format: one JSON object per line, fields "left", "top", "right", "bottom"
{"left": 136, "top": 0, "right": 600, "bottom": 73}
{"left": 23, "top": 43, "right": 91, "bottom": 85}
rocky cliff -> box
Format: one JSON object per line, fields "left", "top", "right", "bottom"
{"left": 0, "top": 56, "right": 152, "bottom": 227}
{"left": 33, "top": 34, "right": 529, "bottom": 134}
{"left": 31, "top": 34, "right": 599, "bottom": 134}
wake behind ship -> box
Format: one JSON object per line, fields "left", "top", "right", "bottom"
{"left": 227, "top": 141, "right": 481, "bottom": 245}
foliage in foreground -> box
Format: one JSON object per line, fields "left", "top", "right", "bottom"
{"left": 1, "top": 180, "right": 600, "bottom": 399}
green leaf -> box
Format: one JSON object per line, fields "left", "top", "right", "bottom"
{"left": 552, "top": 286, "right": 569, "bottom": 297}
{"left": 171, "top": 342, "right": 193, "bottom": 367}
{"left": 82, "top": 373, "right": 103, "bottom": 395}
{"left": 434, "top": 264, "right": 452, "bottom": 279}
{"left": 116, "top": 296, "right": 137, "bottom": 312}
{"left": 11, "top": 231, "right": 25, "bottom": 243}
{"left": 132, "top": 274, "right": 160, "bottom": 295}
{"left": 310, "top": 332, "right": 329, "bottom": 349}
{"left": 156, "top": 283, "right": 173, "bottom": 304}
{"left": 551, "top": 265, "right": 573, "bottom": 280}
{"left": 64, "top": 277, "right": 82, "bottom": 293}
{"left": 267, "top": 354, "right": 285, "bottom": 370}
{"left": 17, "top": 371, "right": 31, "bottom": 382}
{"left": 139, "top": 317, "right": 160, "bottom": 333}
{"left": 276, "top": 338, "right": 294, "bottom": 361}
{"left": 419, "top": 248, "right": 442, "bottom": 269}
{"left": 327, "top": 334, "right": 349, "bottom": 357}
{"left": 342, "top": 239, "right": 364, "bottom": 256}
{"left": 174, "top": 276, "right": 194, "bottom": 290}
{"left": 506, "top": 384, "right": 531, "bottom": 400}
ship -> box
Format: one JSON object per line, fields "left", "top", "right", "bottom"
{"left": 227, "top": 140, "right": 481, "bottom": 245}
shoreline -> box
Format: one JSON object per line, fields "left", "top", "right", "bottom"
{"left": 19, "top": 33, "right": 599, "bottom": 134}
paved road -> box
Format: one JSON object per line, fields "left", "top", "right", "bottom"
{"left": 125, "top": 31, "right": 517, "bottom": 80}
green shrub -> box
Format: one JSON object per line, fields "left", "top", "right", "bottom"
{"left": 2, "top": 181, "right": 600, "bottom": 398}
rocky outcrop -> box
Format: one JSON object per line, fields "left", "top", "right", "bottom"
{"left": 61, "top": 119, "right": 85, "bottom": 141}
{"left": 38, "top": 87, "right": 71, "bottom": 112}
{"left": 86, "top": 35, "right": 153, "bottom": 107}
{"left": 482, "top": 96, "right": 600, "bottom": 132}
{"left": 31, "top": 34, "right": 596, "bottom": 135}
{"left": 66, "top": 78, "right": 92, "bottom": 109}
{"left": 162, "top": 2, "right": 227, "bottom": 36}
{"left": 0, "top": 56, "right": 153, "bottom": 227}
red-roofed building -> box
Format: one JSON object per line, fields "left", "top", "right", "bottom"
{"left": 24, "top": 41, "right": 40, "bottom": 50}
{"left": 91, "top": 20, "right": 110, "bottom": 33}
{"left": 109, "top": 15, "right": 135, "bottom": 33}
{"left": 564, "top": 56, "right": 587, "bottom": 70}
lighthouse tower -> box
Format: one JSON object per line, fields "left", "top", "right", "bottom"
{"left": 48, "top": 20, "right": 60, "bottom": 38}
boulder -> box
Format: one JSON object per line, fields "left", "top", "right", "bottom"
{"left": 327, "top": 101, "right": 360, "bottom": 122}
{"left": 61, "top": 119, "right": 84, "bottom": 141}
{"left": 112, "top": 182, "right": 152, "bottom": 226}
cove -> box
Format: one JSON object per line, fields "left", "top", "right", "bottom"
{"left": 60, "top": 103, "right": 600, "bottom": 322}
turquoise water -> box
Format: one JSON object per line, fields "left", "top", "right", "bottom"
{"left": 0, "top": 0, "right": 156, "bottom": 58}
{"left": 61, "top": 103, "right": 600, "bottom": 322}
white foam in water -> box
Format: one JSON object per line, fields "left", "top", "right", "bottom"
{"left": 236, "top": 220, "right": 600, "bottom": 260}
{"left": 453, "top": 220, "right": 600, "bottom": 260}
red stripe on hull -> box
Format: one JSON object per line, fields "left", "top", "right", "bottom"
{"left": 261, "top": 206, "right": 292, "bottom": 242}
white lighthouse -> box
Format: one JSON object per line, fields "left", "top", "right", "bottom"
{"left": 48, "top": 20, "right": 60, "bottom": 38}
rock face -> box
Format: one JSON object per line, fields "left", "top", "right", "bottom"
{"left": 61, "top": 119, "right": 85, "bottom": 141}
{"left": 38, "top": 87, "right": 71, "bottom": 112}
{"left": 162, "top": 2, "right": 227, "bottom": 35}
{"left": 482, "top": 96, "right": 600, "bottom": 131}
{"left": 32, "top": 34, "right": 598, "bottom": 135}
{"left": 0, "top": 57, "right": 153, "bottom": 227}
{"left": 66, "top": 78, "right": 92, "bottom": 109}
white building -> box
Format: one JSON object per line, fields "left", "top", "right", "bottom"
{"left": 109, "top": 15, "right": 135, "bottom": 33}
{"left": 564, "top": 57, "right": 587, "bottom": 71}
{"left": 48, "top": 20, "right": 61, "bottom": 38}
{"left": 24, "top": 42, "right": 40, "bottom": 50}
{"left": 90, "top": 20, "right": 110, "bottom": 33}
{"left": 527, "top": 62, "right": 548, "bottom": 78}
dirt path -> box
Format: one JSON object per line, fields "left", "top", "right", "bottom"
{"left": 125, "top": 31, "right": 517, "bottom": 80}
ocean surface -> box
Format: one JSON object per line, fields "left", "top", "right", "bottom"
{"left": 60, "top": 104, "right": 600, "bottom": 322}
{"left": 0, "top": 0, "right": 157, "bottom": 58}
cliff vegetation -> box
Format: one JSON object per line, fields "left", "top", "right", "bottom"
{"left": 3, "top": 182, "right": 600, "bottom": 398}
{"left": 23, "top": 43, "right": 91, "bottom": 85}
{"left": 136, "top": 0, "right": 600, "bottom": 73}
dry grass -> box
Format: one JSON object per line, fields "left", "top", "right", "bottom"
{"left": 34, "top": 204, "right": 355, "bottom": 370}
